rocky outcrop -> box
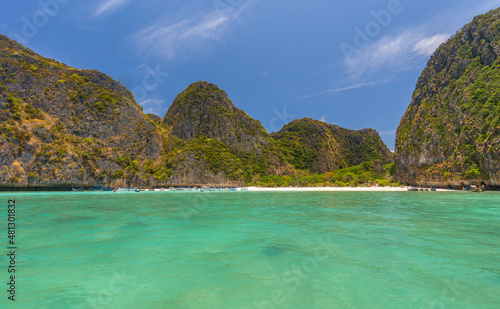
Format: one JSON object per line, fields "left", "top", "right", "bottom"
{"left": 0, "top": 34, "right": 164, "bottom": 187}
{"left": 273, "top": 118, "right": 393, "bottom": 173}
{"left": 162, "top": 81, "right": 294, "bottom": 184}
{"left": 163, "top": 81, "right": 270, "bottom": 155}
{"left": 395, "top": 8, "right": 500, "bottom": 188}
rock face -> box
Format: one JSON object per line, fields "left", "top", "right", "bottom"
{"left": 162, "top": 81, "right": 294, "bottom": 185}
{"left": 163, "top": 81, "right": 270, "bottom": 155}
{"left": 395, "top": 8, "right": 500, "bottom": 188}
{"left": 273, "top": 118, "right": 393, "bottom": 173}
{"left": 0, "top": 34, "right": 164, "bottom": 188}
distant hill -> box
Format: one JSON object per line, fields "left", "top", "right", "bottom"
{"left": 395, "top": 8, "right": 500, "bottom": 188}
{"left": 273, "top": 118, "right": 393, "bottom": 174}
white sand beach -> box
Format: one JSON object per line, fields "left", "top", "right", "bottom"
{"left": 246, "top": 186, "right": 453, "bottom": 192}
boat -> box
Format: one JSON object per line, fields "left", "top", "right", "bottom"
{"left": 122, "top": 187, "right": 139, "bottom": 192}
{"left": 471, "top": 185, "right": 484, "bottom": 192}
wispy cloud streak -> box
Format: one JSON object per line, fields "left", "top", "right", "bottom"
{"left": 345, "top": 30, "right": 450, "bottom": 82}
{"left": 293, "top": 82, "right": 377, "bottom": 99}
{"left": 93, "top": 0, "right": 131, "bottom": 17}
{"left": 128, "top": 2, "right": 253, "bottom": 60}
{"left": 412, "top": 34, "right": 451, "bottom": 56}
{"left": 140, "top": 98, "right": 165, "bottom": 114}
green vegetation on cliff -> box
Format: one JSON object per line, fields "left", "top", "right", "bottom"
{"left": 161, "top": 81, "right": 294, "bottom": 185}
{"left": 0, "top": 34, "right": 164, "bottom": 187}
{"left": 395, "top": 8, "right": 500, "bottom": 188}
{"left": 273, "top": 118, "right": 393, "bottom": 174}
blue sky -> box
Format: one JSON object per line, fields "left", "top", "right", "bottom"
{"left": 1, "top": 0, "right": 500, "bottom": 150}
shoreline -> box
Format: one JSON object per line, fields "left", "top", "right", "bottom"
{"left": 0, "top": 186, "right": 475, "bottom": 193}
{"left": 246, "top": 186, "right": 455, "bottom": 192}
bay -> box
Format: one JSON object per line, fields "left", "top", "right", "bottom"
{"left": 0, "top": 191, "right": 499, "bottom": 308}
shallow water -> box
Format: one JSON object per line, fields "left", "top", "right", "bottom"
{"left": 0, "top": 191, "right": 499, "bottom": 308}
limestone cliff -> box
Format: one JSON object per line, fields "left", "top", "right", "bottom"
{"left": 0, "top": 34, "right": 164, "bottom": 188}
{"left": 395, "top": 8, "right": 500, "bottom": 188}
{"left": 161, "top": 81, "right": 294, "bottom": 185}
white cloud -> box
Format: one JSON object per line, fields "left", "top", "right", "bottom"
{"left": 128, "top": 2, "right": 253, "bottom": 60}
{"left": 260, "top": 69, "right": 272, "bottom": 78}
{"left": 344, "top": 30, "right": 450, "bottom": 82}
{"left": 294, "top": 1, "right": 492, "bottom": 101}
{"left": 293, "top": 82, "right": 376, "bottom": 99}
{"left": 139, "top": 98, "right": 165, "bottom": 114}
{"left": 294, "top": 29, "right": 449, "bottom": 100}
{"left": 412, "top": 34, "right": 451, "bottom": 56}
{"left": 93, "top": 0, "right": 131, "bottom": 17}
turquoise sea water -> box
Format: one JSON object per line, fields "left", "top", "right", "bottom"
{"left": 0, "top": 191, "right": 499, "bottom": 308}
